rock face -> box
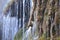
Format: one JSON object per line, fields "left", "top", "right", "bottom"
{"left": 14, "top": 0, "right": 60, "bottom": 40}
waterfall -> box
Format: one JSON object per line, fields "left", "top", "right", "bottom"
{"left": 24, "top": 27, "right": 32, "bottom": 40}
{"left": 2, "top": 0, "right": 34, "bottom": 40}
{"left": 22, "top": 0, "right": 39, "bottom": 40}
{"left": 2, "top": 15, "right": 18, "bottom": 40}
{"left": 2, "top": 0, "right": 19, "bottom": 40}
{"left": 23, "top": 0, "right": 31, "bottom": 40}
{"left": 23, "top": 0, "right": 24, "bottom": 39}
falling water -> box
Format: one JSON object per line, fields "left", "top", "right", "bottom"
{"left": 1, "top": 0, "right": 19, "bottom": 40}
{"left": 2, "top": 15, "right": 18, "bottom": 40}
{"left": 1, "top": 0, "right": 38, "bottom": 40}
{"left": 22, "top": 0, "right": 39, "bottom": 40}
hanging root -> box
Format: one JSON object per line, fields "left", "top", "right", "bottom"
{"left": 27, "top": 0, "right": 37, "bottom": 28}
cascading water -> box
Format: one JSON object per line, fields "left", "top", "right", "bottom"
{"left": 1, "top": 0, "right": 38, "bottom": 40}
{"left": 2, "top": 15, "right": 18, "bottom": 40}
{"left": 22, "top": 0, "right": 39, "bottom": 40}
{"left": 2, "top": 0, "right": 18, "bottom": 40}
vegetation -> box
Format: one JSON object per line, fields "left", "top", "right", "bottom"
{"left": 14, "top": 28, "right": 23, "bottom": 40}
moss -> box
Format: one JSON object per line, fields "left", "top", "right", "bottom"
{"left": 39, "top": 34, "right": 60, "bottom": 40}
{"left": 14, "top": 28, "right": 23, "bottom": 40}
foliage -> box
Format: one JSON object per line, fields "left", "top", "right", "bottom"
{"left": 14, "top": 28, "right": 23, "bottom": 40}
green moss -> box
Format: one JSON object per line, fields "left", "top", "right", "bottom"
{"left": 39, "top": 33, "right": 60, "bottom": 40}
{"left": 14, "top": 28, "right": 23, "bottom": 40}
